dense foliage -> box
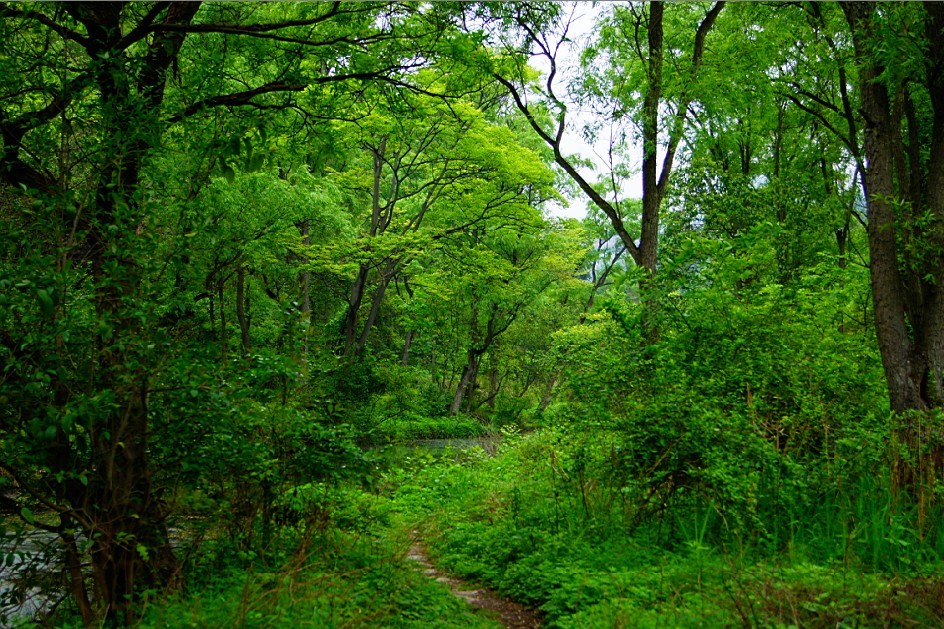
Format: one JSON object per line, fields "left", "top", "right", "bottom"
{"left": 1, "top": 1, "right": 943, "bottom": 626}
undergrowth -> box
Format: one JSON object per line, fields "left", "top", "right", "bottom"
{"left": 32, "top": 484, "right": 501, "bottom": 629}
{"left": 133, "top": 472, "right": 507, "bottom": 629}
{"left": 368, "top": 413, "right": 491, "bottom": 442}
{"left": 133, "top": 528, "right": 500, "bottom": 628}
{"left": 384, "top": 429, "right": 944, "bottom": 628}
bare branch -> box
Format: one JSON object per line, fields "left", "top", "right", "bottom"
{"left": 492, "top": 71, "right": 643, "bottom": 265}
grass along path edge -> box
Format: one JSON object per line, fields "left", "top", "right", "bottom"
{"left": 406, "top": 530, "right": 542, "bottom": 629}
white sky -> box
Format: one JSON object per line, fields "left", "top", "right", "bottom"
{"left": 535, "top": 3, "right": 645, "bottom": 220}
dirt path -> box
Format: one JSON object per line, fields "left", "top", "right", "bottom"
{"left": 406, "top": 531, "right": 541, "bottom": 629}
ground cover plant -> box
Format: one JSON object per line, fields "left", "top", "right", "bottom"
{"left": 388, "top": 429, "right": 944, "bottom": 627}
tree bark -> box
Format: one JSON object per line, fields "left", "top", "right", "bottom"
{"left": 343, "top": 264, "right": 370, "bottom": 354}
{"left": 236, "top": 265, "right": 251, "bottom": 353}
{"left": 842, "top": 3, "right": 936, "bottom": 413}
{"left": 450, "top": 348, "right": 483, "bottom": 416}
{"left": 639, "top": 1, "right": 664, "bottom": 276}
{"left": 297, "top": 218, "right": 311, "bottom": 360}
{"left": 218, "top": 276, "right": 227, "bottom": 361}
{"left": 842, "top": 2, "right": 944, "bottom": 505}
{"left": 401, "top": 329, "right": 414, "bottom": 366}
{"left": 37, "top": 3, "right": 200, "bottom": 620}
{"left": 356, "top": 259, "right": 399, "bottom": 355}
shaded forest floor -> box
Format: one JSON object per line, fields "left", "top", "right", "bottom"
{"left": 16, "top": 430, "right": 944, "bottom": 628}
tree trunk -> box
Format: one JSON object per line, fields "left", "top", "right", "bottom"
{"left": 450, "top": 349, "right": 482, "bottom": 416}
{"left": 59, "top": 3, "right": 197, "bottom": 619}
{"left": 401, "top": 330, "right": 414, "bottom": 366}
{"left": 343, "top": 264, "right": 370, "bottom": 354}
{"left": 236, "top": 265, "right": 251, "bottom": 354}
{"left": 639, "top": 1, "right": 664, "bottom": 278}
{"left": 538, "top": 372, "right": 557, "bottom": 413}
{"left": 297, "top": 218, "right": 311, "bottom": 360}
{"left": 218, "top": 276, "right": 227, "bottom": 362}
{"left": 843, "top": 2, "right": 931, "bottom": 413}
{"left": 843, "top": 2, "right": 944, "bottom": 505}
{"left": 62, "top": 525, "right": 93, "bottom": 625}
{"left": 485, "top": 365, "right": 500, "bottom": 409}
{"left": 85, "top": 266, "right": 180, "bottom": 621}
{"left": 356, "top": 260, "right": 398, "bottom": 355}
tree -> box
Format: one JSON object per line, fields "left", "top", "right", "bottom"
{"left": 483, "top": 1, "right": 723, "bottom": 291}
{"left": 0, "top": 1, "right": 460, "bottom": 621}
{"left": 332, "top": 95, "right": 527, "bottom": 358}
{"left": 837, "top": 3, "right": 944, "bottom": 416}
{"left": 438, "top": 221, "right": 573, "bottom": 416}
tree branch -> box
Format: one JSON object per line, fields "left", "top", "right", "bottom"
{"left": 141, "top": 23, "right": 395, "bottom": 50}
{"left": 657, "top": 1, "right": 725, "bottom": 198}
{"left": 0, "top": 73, "right": 94, "bottom": 192}
{"left": 114, "top": 2, "right": 172, "bottom": 50}
{"left": 166, "top": 70, "right": 440, "bottom": 124}
{"left": 0, "top": 2, "right": 91, "bottom": 49}
{"left": 492, "top": 71, "right": 642, "bottom": 265}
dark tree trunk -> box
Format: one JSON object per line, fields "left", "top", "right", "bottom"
{"left": 236, "top": 265, "right": 251, "bottom": 353}
{"left": 843, "top": 2, "right": 942, "bottom": 413}
{"left": 401, "top": 329, "right": 414, "bottom": 366}
{"left": 538, "top": 373, "right": 557, "bottom": 413}
{"left": 483, "top": 364, "right": 501, "bottom": 409}
{"left": 218, "top": 276, "right": 227, "bottom": 361}
{"left": 356, "top": 260, "right": 398, "bottom": 355}
{"left": 297, "top": 218, "right": 311, "bottom": 360}
{"left": 843, "top": 2, "right": 944, "bottom": 504}
{"left": 52, "top": 3, "right": 198, "bottom": 620}
{"left": 343, "top": 264, "right": 370, "bottom": 354}
{"left": 639, "top": 1, "right": 664, "bottom": 277}
{"left": 450, "top": 349, "right": 483, "bottom": 416}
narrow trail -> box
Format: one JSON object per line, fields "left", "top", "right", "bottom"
{"left": 406, "top": 531, "right": 542, "bottom": 629}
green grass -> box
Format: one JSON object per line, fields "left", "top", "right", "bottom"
{"left": 133, "top": 529, "right": 501, "bottom": 629}
{"left": 383, "top": 428, "right": 944, "bottom": 628}
{"left": 35, "top": 424, "right": 944, "bottom": 629}
{"left": 369, "top": 413, "right": 492, "bottom": 442}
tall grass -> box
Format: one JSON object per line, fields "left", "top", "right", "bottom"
{"left": 393, "top": 428, "right": 944, "bottom": 627}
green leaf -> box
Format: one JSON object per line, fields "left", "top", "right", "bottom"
{"left": 21, "top": 507, "right": 34, "bottom": 524}
{"left": 247, "top": 154, "right": 265, "bottom": 172}
{"left": 220, "top": 163, "right": 236, "bottom": 184}
{"left": 36, "top": 289, "right": 54, "bottom": 317}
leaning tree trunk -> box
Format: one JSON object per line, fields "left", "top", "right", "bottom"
{"left": 343, "top": 264, "right": 370, "bottom": 354}
{"left": 356, "top": 259, "right": 399, "bottom": 355}
{"left": 450, "top": 348, "right": 483, "bottom": 416}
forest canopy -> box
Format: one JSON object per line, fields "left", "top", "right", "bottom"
{"left": 1, "top": 1, "right": 944, "bottom": 626}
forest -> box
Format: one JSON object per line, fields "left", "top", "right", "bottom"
{"left": 1, "top": 1, "right": 944, "bottom": 627}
